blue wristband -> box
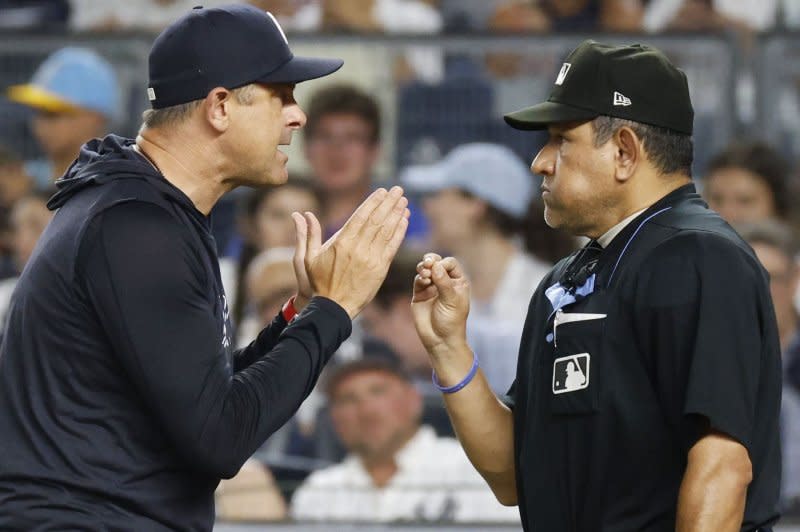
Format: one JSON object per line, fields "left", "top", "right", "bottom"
{"left": 431, "top": 352, "right": 479, "bottom": 394}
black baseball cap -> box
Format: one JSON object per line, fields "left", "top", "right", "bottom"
{"left": 147, "top": 4, "right": 343, "bottom": 109}
{"left": 504, "top": 40, "right": 694, "bottom": 135}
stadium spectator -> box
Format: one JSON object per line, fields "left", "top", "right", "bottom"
{"left": 401, "top": 142, "right": 549, "bottom": 392}
{"left": 361, "top": 251, "right": 434, "bottom": 380}
{"left": 69, "top": 0, "right": 230, "bottom": 31}
{"left": 236, "top": 247, "right": 297, "bottom": 348}
{"left": 6, "top": 47, "right": 119, "bottom": 188}
{"left": 493, "top": 0, "right": 642, "bottom": 32}
{"left": 319, "top": 0, "right": 441, "bottom": 34}
{"left": 290, "top": 357, "right": 520, "bottom": 524}
{"left": 234, "top": 247, "right": 403, "bottom": 475}
{"left": 442, "top": 0, "right": 642, "bottom": 32}
{"left": 0, "top": 147, "right": 35, "bottom": 279}
{"left": 251, "top": 180, "right": 322, "bottom": 253}
{"left": 246, "top": 0, "right": 443, "bottom": 80}
{"left": 360, "top": 250, "right": 453, "bottom": 435}
{"left": 0, "top": 0, "right": 69, "bottom": 29}
{"left": 245, "top": 1, "right": 321, "bottom": 32}
{"left": 215, "top": 459, "right": 287, "bottom": 522}
{"left": 643, "top": 0, "right": 776, "bottom": 33}
{"left": 224, "top": 180, "right": 322, "bottom": 333}
{"left": 439, "top": 0, "right": 497, "bottom": 31}
{"left": 304, "top": 84, "right": 428, "bottom": 243}
{"left": 737, "top": 221, "right": 800, "bottom": 515}
{"left": 0, "top": 145, "right": 34, "bottom": 212}
{"left": 0, "top": 192, "right": 53, "bottom": 327}
{"left": 702, "top": 141, "right": 791, "bottom": 225}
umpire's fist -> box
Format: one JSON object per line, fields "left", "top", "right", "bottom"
{"left": 411, "top": 253, "right": 471, "bottom": 358}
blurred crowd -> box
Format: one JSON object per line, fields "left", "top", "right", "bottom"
{"left": 2, "top": 0, "right": 800, "bottom": 33}
{"left": 2, "top": 0, "right": 800, "bottom": 528}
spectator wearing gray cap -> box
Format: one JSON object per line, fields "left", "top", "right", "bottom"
{"left": 402, "top": 142, "right": 550, "bottom": 392}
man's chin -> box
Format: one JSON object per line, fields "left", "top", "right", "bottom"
{"left": 263, "top": 163, "right": 289, "bottom": 185}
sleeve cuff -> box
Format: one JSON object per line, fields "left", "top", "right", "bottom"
{"left": 294, "top": 296, "right": 353, "bottom": 338}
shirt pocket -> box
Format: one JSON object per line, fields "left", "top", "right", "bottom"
{"left": 550, "top": 313, "right": 606, "bottom": 416}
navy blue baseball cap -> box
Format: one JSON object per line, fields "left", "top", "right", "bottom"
{"left": 147, "top": 4, "right": 343, "bottom": 109}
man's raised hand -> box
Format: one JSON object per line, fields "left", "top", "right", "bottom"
{"left": 292, "top": 186, "right": 410, "bottom": 319}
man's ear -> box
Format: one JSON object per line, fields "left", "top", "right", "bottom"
{"left": 204, "top": 87, "right": 233, "bottom": 133}
{"left": 613, "top": 126, "right": 641, "bottom": 183}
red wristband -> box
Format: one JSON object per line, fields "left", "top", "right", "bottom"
{"left": 281, "top": 296, "right": 298, "bottom": 323}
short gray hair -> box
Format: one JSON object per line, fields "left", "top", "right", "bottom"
{"left": 140, "top": 84, "right": 258, "bottom": 130}
{"left": 591, "top": 115, "right": 693, "bottom": 177}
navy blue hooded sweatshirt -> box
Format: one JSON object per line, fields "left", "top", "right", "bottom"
{"left": 0, "top": 135, "right": 352, "bottom": 531}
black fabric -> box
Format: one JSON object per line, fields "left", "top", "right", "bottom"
{"left": 505, "top": 184, "right": 782, "bottom": 531}
{"left": 558, "top": 239, "right": 603, "bottom": 292}
{"left": 0, "top": 135, "right": 352, "bottom": 531}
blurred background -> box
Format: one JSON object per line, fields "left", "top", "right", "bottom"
{"left": 2, "top": 0, "right": 800, "bottom": 530}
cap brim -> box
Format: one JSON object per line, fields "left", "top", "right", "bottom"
{"left": 504, "top": 101, "right": 598, "bottom": 131}
{"left": 399, "top": 163, "right": 449, "bottom": 194}
{"left": 257, "top": 56, "right": 344, "bottom": 84}
{"left": 6, "top": 84, "right": 79, "bottom": 113}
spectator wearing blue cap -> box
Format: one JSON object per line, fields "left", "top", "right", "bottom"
{"left": 7, "top": 47, "right": 119, "bottom": 187}
{"left": 401, "top": 143, "right": 551, "bottom": 392}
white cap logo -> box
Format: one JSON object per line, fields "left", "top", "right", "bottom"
{"left": 555, "top": 62, "right": 571, "bottom": 86}
{"left": 266, "top": 11, "right": 289, "bottom": 45}
{"left": 613, "top": 91, "right": 632, "bottom": 106}
{"left": 147, "top": 87, "right": 156, "bottom": 101}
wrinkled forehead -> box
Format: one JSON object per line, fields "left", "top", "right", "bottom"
{"left": 330, "top": 369, "right": 409, "bottom": 400}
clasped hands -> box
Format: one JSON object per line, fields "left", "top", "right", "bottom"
{"left": 290, "top": 186, "right": 410, "bottom": 319}
{"left": 287, "top": 184, "right": 471, "bottom": 363}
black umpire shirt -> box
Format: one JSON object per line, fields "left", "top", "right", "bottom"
{"left": 0, "top": 135, "right": 352, "bottom": 531}
{"left": 505, "top": 184, "right": 782, "bottom": 531}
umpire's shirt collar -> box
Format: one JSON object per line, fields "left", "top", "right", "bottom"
{"left": 602, "top": 183, "right": 697, "bottom": 249}
{"left": 597, "top": 208, "right": 646, "bottom": 248}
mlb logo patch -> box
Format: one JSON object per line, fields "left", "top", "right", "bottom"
{"left": 552, "top": 353, "right": 590, "bottom": 394}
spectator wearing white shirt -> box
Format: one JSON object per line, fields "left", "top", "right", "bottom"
{"left": 401, "top": 143, "right": 550, "bottom": 392}
{"left": 70, "top": 0, "right": 231, "bottom": 31}
{"left": 643, "top": 0, "right": 778, "bottom": 33}
{"left": 290, "top": 357, "right": 520, "bottom": 524}
{"left": 255, "top": 0, "right": 444, "bottom": 81}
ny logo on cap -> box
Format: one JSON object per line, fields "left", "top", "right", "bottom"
{"left": 555, "top": 63, "right": 571, "bottom": 86}
{"left": 266, "top": 11, "right": 289, "bottom": 45}
{"left": 613, "top": 91, "right": 632, "bottom": 106}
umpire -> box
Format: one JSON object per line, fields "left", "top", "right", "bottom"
{"left": 0, "top": 5, "right": 410, "bottom": 531}
{"left": 411, "top": 40, "right": 781, "bottom": 531}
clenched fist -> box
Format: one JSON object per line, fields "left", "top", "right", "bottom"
{"left": 411, "top": 253, "right": 471, "bottom": 358}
